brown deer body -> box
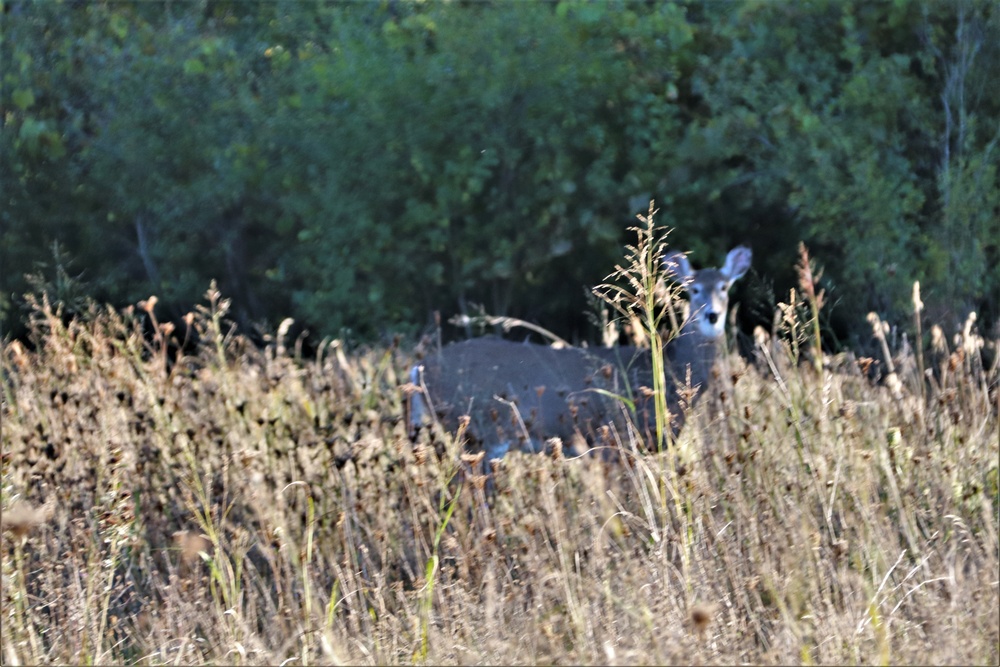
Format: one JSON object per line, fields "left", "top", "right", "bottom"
{"left": 409, "top": 246, "right": 751, "bottom": 459}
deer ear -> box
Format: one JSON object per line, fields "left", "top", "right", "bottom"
{"left": 722, "top": 246, "right": 752, "bottom": 281}
{"left": 663, "top": 251, "right": 694, "bottom": 282}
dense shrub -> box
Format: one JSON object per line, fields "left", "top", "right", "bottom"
{"left": 3, "top": 1, "right": 997, "bottom": 342}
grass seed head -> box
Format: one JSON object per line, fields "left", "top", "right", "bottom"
{"left": 471, "top": 475, "right": 488, "bottom": 492}
{"left": 838, "top": 401, "right": 858, "bottom": 418}
{"left": 138, "top": 295, "right": 158, "bottom": 314}
{"left": 547, "top": 437, "right": 563, "bottom": 460}
{"left": 173, "top": 530, "right": 213, "bottom": 566}
{"left": 461, "top": 451, "right": 485, "bottom": 467}
{"left": 688, "top": 602, "right": 716, "bottom": 636}
{"left": 2, "top": 502, "right": 52, "bottom": 539}
{"left": 399, "top": 382, "right": 421, "bottom": 396}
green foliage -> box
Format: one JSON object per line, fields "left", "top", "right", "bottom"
{"left": 674, "top": 0, "right": 999, "bottom": 330}
{"left": 2, "top": 0, "right": 997, "bottom": 341}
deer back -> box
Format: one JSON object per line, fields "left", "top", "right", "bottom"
{"left": 413, "top": 337, "right": 664, "bottom": 455}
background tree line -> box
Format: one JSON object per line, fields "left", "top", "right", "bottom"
{"left": 2, "top": 0, "right": 997, "bottom": 346}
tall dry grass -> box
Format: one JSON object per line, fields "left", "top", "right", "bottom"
{"left": 2, "top": 276, "right": 998, "bottom": 665}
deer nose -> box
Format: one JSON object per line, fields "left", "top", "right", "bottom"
{"left": 707, "top": 312, "right": 718, "bottom": 325}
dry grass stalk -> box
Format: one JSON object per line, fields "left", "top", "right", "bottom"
{"left": 1, "top": 284, "right": 997, "bottom": 666}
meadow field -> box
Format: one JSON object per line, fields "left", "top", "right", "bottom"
{"left": 2, "top": 284, "right": 998, "bottom": 665}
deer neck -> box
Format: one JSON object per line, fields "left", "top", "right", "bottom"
{"left": 664, "top": 321, "right": 720, "bottom": 390}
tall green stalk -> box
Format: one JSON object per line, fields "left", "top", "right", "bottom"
{"left": 593, "top": 201, "right": 675, "bottom": 454}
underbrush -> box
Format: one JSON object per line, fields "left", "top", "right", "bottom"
{"left": 2, "top": 286, "right": 998, "bottom": 665}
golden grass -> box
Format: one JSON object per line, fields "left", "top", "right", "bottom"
{"left": 2, "top": 288, "right": 998, "bottom": 665}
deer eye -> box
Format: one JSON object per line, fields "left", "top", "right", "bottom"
{"left": 690, "top": 285, "right": 702, "bottom": 296}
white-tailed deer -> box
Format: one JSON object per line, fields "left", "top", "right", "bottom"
{"left": 409, "top": 246, "right": 751, "bottom": 459}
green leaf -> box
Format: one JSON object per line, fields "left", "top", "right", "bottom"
{"left": 109, "top": 13, "right": 128, "bottom": 40}
{"left": 183, "top": 58, "right": 206, "bottom": 75}
{"left": 17, "top": 116, "right": 45, "bottom": 143}
{"left": 12, "top": 88, "right": 35, "bottom": 110}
